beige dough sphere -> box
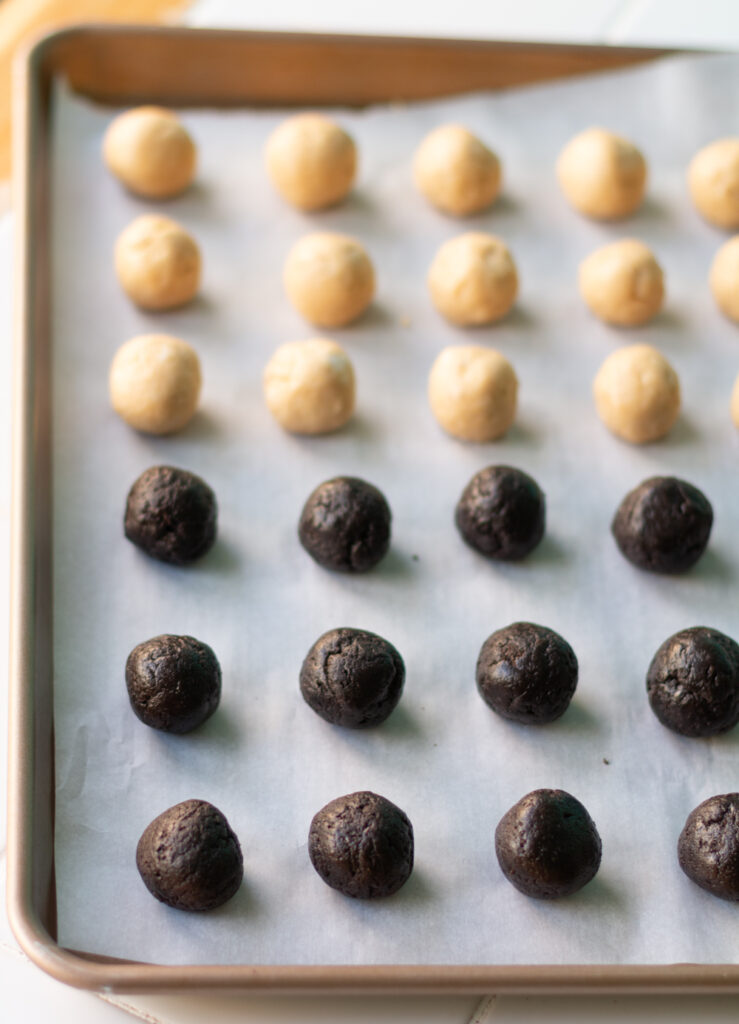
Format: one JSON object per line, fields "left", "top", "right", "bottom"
{"left": 428, "top": 233, "right": 518, "bottom": 326}
{"left": 263, "top": 338, "right": 355, "bottom": 434}
{"left": 556, "top": 128, "right": 647, "bottom": 220}
{"left": 428, "top": 344, "right": 518, "bottom": 442}
{"left": 284, "top": 233, "right": 375, "bottom": 328}
{"left": 265, "top": 113, "right": 357, "bottom": 211}
{"left": 731, "top": 374, "right": 739, "bottom": 428}
{"left": 115, "top": 214, "right": 201, "bottom": 311}
{"left": 413, "top": 124, "right": 502, "bottom": 216}
{"left": 593, "top": 344, "right": 680, "bottom": 444}
{"left": 109, "top": 334, "right": 201, "bottom": 435}
{"left": 688, "top": 138, "right": 739, "bottom": 229}
{"left": 103, "top": 106, "right": 196, "bottom": 199}
{"left": 579, "top": 239, "right": 664, "bottom": 326}
{"left": 709, "top": 236, "right": 739, "bottom": 322}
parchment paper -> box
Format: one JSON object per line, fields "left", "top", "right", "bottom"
{"left": 52, "top": 53, "right": 739, "bottom": 967}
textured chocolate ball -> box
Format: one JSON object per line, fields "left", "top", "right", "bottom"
{"left": 126, "top": 634, "right": 221, "bottom": 733}
{"left": 678, "top": 793, "right": 739, "bottom": 901}
{"left": 646, "top": 626, "right": 739, "bottom": 738}
{"left": 455, "top": 465, "right": 545, "bottom": 560}
{"left": 298, "top": 476, "right": 391, "bottom": 573}
{"left": 136, "top": 799, "right": 243, "bottom": 911}
{"left": 476, "top": 622, "right": 578, "bottom": 724}
{"left": 495, "top": 789, "right": 602, "bottom": 898}
{"left": 612, "top": 476, "right": 713, "bottom": 574}
{"left": 124, "top": 465, "right": 217, "bottom": 565}
{"left": 308, "top": 791, "right": 414, "bottom": 899}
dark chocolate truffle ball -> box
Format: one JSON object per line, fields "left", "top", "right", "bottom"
{"left": 611, "top": 476, "right": 713, "bottom": 574}
{"left": 646, "top": 626, "right": 739, "bottom": 738}
{"left": 678, "top": 793, "right": 739, "bottom": 901}
{"left": 136, "top": 799, "right": 243, "bottom": 911}
{"left": 495, "top": 789, "right": 602, "bottom": 899}
{"left": 300, "top": 627, "right": 405, "bottom": 728}
{"left": 308, "top": 791, "right": 414, "bottom": 899}
{"left": 126, "top": 634, "right": 221, "bottom": 733}
{"left": 476, "top": 622, "right": 578, "bottom": 725}
{"left": 124, "top": 465, "right": 217, "bottom": 565}
{"left": 455, "top": 465, "right": 545, "bottom": 560}
{"left": 298, "top": 476, "right": 391, "bottom": 573}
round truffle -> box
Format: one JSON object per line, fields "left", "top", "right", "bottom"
{"left": 124, "top": 465, "right": 217, "bottom": 565}
{"left": 308, "top": 791, "right": 414, "bottom": 899}
{"left": 646, "top": 626, "right": 739, "bottom": 738}
{"left": 413, "top": 123, "right": 502, "bottom": 216}
{"left": 298, "top": 476, "right": 391, "bottom": 573}
{"left": 265, "top": 113, "right": 356, "bottom": 210}
{"left": 579, "top": 239, "right": 664, "bottom": 326}
{"left": 428, "top": 233, "right": 518, "bottom": 325}
{"left": 593, "top": 344, "right": 680, "bottom": 444}
{"left": 688, "top": 138, "right": 739, "bottom": 229}
{"left": 136, "top": 799, "right": 243, "bottom": 911}
{"left": 428, "top": 345, "right": 518, "bottom": 442}
{"left": 495, "top": 789, "right": 602, "bottom": 898}
{"left": 710, "top": 236, "right": 739, "bottom": 322}
{"left": 284, "top": 233, "right": 374, "bottom": 328}
{"left": 678, "top": 793, "right": 739, "bottom": 901}
{"left": 263, "top": 338, "right": 355, "bottom": 435}
{"left": 611, "top": 476, "right": 713, "bottom": 574}
{"left": 455, "top": 465, "right": 545, "bottom": 560}
{"left": 103, "top": 106, "right": 196, "bottom": 199}
{"left": 115, "top": 214, "right": 201, "bottom": 311}
{"left": 556, "top": 127, "right": 646, "bottom": 220}
{"left": 300, "top": 627, "right": 405, "bottom": 728}
{"left": 476, "top": 622, "right": 578, "bottom": 725}
{"left": 126, "top": 634, "right": 221, "bottom": 733}
{"left": 110, "top": 334, "right": 201, "bottom": 435}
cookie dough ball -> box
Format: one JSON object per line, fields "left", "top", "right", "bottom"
{"left": 125, "top": 465, "right": 217, "bottom": 566}
{"left": 710, "top": 236, "right": 739, "bottom": 322}
{"left": 115, "top": 214, "right": 201, "bottom": 311}
{"left": 455, "top": 465, "right": 545, "bottom": 560}
{"left": 298, "top": 476, "right": 391, "bottom": 573}
{"left": 308, "top": 791, "right": 413, "bottom": 898}
{"left": 136, "top": 799, "right": 243, "bottom": 911}
{"left": 428, "top": 233, "right": 518, "bottom": 325}
{"left": 495, "top": 789, "right": 602, "bottom": 899}
{"left": 413, "top": 124, "right": 502, "bottom": 216}
{"left": 678, "top": 793, "right": 739, "bottom": 902}
{"left": 612, "top": 476, "right": 713, "bottom": 574}
{"left": 265, "top": 113, "right": 356, "bottom": 210}
{"left": 300, "top": 628, "right": 405, "bottom": 728}
{"left": 556, "top": 128, "right": 646, "bottom": 220}
{"left": 263, "top": 338, "right": 355, "bottom": 435}
{"left": 103, "top": 106, "right": 196, "bottom": 199}
{"left": 579, "top": 239, "right": 664, "bottom": 326}
{"left": 429, "top": 345, "right": 517, "bottom": 442}
{"left": 477, "top": 623, "right": 578, "bottom": 725}
{"left": 284, "top": 233, "right": 374, "bottom": 327}
{"left": 126, "top": 634, "right": 221, "bottom": 734}
{"left": 593, "top": 344, "right": 680, "bottom": 444}
{"left": 647, "top": 626, "right": 739, "bottom": 738}
{"left": 688, "top": 139, "right": 739, "bottom": 229}
{"left": 110, "top": 334, "right": 201, "bottom": 435}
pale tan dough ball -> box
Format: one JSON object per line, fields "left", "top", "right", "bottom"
{"left": 265, "top": 113, "right": 357, "bottom": 211}
{"left": 593, "top": 344, "right": 680, "bottom": 444}
{"left": 283, "top": 233, "right": 375, "bottom": 328}
{"left": 109, "top": 334, "right": 201, "bottom": 435}
{"left": 579, "top": 239, "right": 664, "bottom": 326}
{"left": 103, "top": 107, "right": 196, "bottom": 199}
{"left": 709, "top": 236, "right": 739, "bottom": 321}
{"left": 413, "top": 124, "right": 502, "bottom": 216}
{"left": 556, "top": 128, "right": 647, "bottom": 220}
{"left": 428, "top": 233, "right": 518, "bottom": 326}
{"left": 731, "top": 374, "right": 739, "bottom": 428}
{"left": 115, "top": 214, "right": 201, "bottom": 311}
{"left": 428, "top": 344, "right": 518, "bottom": 442}
{"left": 688, "top": 139, "right": 739, "bottom": 229}
{"left": 263, "top": 338, "right": 355, "bottom": 435}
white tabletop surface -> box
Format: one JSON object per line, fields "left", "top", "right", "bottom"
{"left": 2, "top": 1, "right": 738, "bottom": 1021}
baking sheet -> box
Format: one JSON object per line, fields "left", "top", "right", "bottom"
{"left": 51, "top": 53, "right": 739, "bottom": 967}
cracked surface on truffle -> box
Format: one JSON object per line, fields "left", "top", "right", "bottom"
{"left": 124, "top": 465, "right": 217, "bottom": 565}
{"left": 126, "top": 634, "right": 221, "bottom": 733}
{"left": 678, "top": 793, "right": 739, "bottom": 901}
{"left": 456, "top": 465, "right": 545, "bottom": 560}
{"left": 298, "top": 476, "right": 391, "bottom": 573}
